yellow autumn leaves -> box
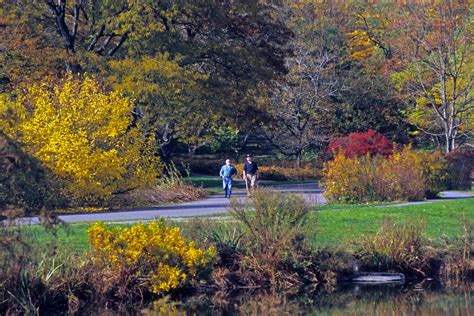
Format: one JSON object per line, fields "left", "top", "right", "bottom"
{"left": 324, "top": 147, "right": 447, "bottom": 203}
{"left": 88, "top": 221, "right": 216, "bottom": 295}
{"left": 347, "top": 29, "right": 376, "bottom": 60}
{"left": 0, "top": 75, "right": 160, "bottom": 203}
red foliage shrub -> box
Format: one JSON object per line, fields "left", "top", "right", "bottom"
{"left": 328, "top": 129, "right": 393, "bottom": 158}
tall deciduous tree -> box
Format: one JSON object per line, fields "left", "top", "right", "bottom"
{"left": 2, "top": 0, "right": 292, "bottom": 159}
{"left": 2, "top": 0, "right": 290, "bottom": 85}
{"left": 328, "top": 68, "right": 409, "bottom": 143}
{"left": 108, "top": 54, "right": 217, "bottom": 159}
{"left": 390, "top": 1, "right": 473, "bottom": 152}
{"left": 261, "top": 2, "right": 343, "bottom": 167}
{"left": 264, "top": 46, "right": 340, "bottom": 167}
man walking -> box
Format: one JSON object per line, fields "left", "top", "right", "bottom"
{"left": 243, "top": 154, "right": 259, "bottom": 194}
{"left": 219, "top": 159, "right": 237, "bottom": 198}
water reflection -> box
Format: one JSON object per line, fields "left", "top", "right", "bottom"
{"left": 84, "top": 283, "right": 474, "bottom": 315}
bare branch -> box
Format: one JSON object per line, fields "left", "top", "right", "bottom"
{"left": 107, "top": 32, "right": 128, "bottom": 56}
{"left": 96, "top": 33, "right": 115, "bottom": 55}
{"left": 87, "top": 23, "right": 106, "bottom": 51}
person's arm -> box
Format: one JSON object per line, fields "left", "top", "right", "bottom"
{"left": 219, "top": 166, "right": 224, "bottom": 178}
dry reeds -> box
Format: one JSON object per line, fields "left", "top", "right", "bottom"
{"left": 203, "top": 190, "right": 322, "bottom": 290}
{"left": 108, "top": 162, "right": 208, "bottom": 208}
{"left": 356, "top": 218, "right": 430, "bottom": 277}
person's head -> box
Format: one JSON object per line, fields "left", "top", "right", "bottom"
{"left": 245, "top": 154, "right": 253, "bottom": 162}
{"left": 225, "top": 159, "right": 231, "bottom": 166}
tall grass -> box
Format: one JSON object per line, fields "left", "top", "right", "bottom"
{"left": 223, "top": 190, "right": 320, "bottom": 289}
{"left": 356, "top": 219, "right": 429, "bottom": 277}
{"left": 159, "top": 161, "right": 190, "bottom": 189}
{"left": 0, "top": 224, "right": 90, "bottom": 314}
{"left": 440, "top": 212, "right": 474, "bottom": 282}
{"left": 230, "top": 190, "right": 309, "bottom": 251}
{"left": 109, "top": 162, "right": 207, "bottom": 207}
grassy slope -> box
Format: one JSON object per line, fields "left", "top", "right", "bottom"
{"left": 20, "top": 198, "right": 474, "bottom": 253}
{"left": 22, "top": 224, "right": 91, "bottom": 253}
{"left": 311, "top": 198, "right": 474, "bottom": 249}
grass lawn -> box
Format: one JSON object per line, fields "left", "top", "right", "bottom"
{"left": 17, "top": 198, "right": 474, "bottom": 254}
{"left": 310, "top": 198, "right": 474, "bottom": 249}
{"left": 20, "top": 223, "right": 92, "bottom": 253}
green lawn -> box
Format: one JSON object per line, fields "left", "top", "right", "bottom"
{"left": 16, "top": 198, "right": 474, "bottom": 254}
{"left": 310, "top": 198, "right": 474, "bottom": 249}
{"left": 20, "top": 223, "right": 92, "bottom": 253}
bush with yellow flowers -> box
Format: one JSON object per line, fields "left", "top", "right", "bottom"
{"left": 0, "top": 75, "right": 160, "bottom": 204}
{"left": 87, "top": 221, "right": 216, "bottom": 295}
{"left": 375, "top": 147, "right": 426, "bottom": 201}
{"left": 324, "top": 152, "right": 379, "bottom": 203}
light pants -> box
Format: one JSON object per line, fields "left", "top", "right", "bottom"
{"left": 245, "top": 173, "right": 257, "bottom": 191}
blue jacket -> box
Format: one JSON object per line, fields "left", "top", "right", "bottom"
{"left": 220, "top": 165, "right": 237, "bottom": 178}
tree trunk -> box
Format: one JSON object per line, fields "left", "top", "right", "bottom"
{"left": 295, "top": 152, "right": 301, "bottom": 168}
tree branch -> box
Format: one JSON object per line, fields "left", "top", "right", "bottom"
{"left": 87, "top": 23, "right": 106, "bottom": 51}
{"left": 96, "top": 33, "right": 115, "bottom": 55}
{"left": 44, "top": 0, "right": 75, "bottom": 52}
{"left": 107, "top": 32, "right": 128, "bottom": 56}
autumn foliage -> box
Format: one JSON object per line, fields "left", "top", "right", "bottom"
{"left": 324, "top": 147, "right": 446, "bottom": 203}
{"left": 328, "top": 130, "right": 393, "bottom": 158}
{"left": 234, "top": 163, "right": 320, "bottom": 181}
{"left": 0, "top": 75, "right": 159, "bottom": 204}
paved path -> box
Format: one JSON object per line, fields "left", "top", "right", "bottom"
{"left": 439, "top": 191, "right": 474, "bottom": 199}
{"left": 12, "top": 183, "right": 325, "bottom": 225}
{"left": 8, "top": 185, "right": 472, "bottom": 225}
{"left": 379, "top": 191, "right": 474, "bottom": 207}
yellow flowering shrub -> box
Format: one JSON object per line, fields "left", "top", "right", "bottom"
{"left": 324, "top": 153, "right": 378, "bottom": 203}
{"left": 417, "top": 150, "right": 448, "bottom": 198}
{"left": 324, "top": 147, "right": 447, "bottom": 203}
{"left": 0, "top": 75, "right": 160, "bottom": 203}
{"left": 376, "top": 147, "right": 426, "bottom": 201}
{"left": 87, "top": 221, "right": 216, "bottom": 295}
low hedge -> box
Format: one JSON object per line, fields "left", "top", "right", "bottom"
{"left": 235, "top": 164, "right": 320, "bottom": 181}
{"left": 178, "top": 157, "right": 321, "bottom": 181}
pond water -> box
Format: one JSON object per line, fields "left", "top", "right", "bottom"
{"left": 82, "top": 282, "right": 474, "bottom": 315}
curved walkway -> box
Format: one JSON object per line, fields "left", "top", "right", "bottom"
{"left": 9, "top": 184, "right": 472, "bottom": 225}
{"left": 12, "top": 183, "right": 325, "bottom": 225}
